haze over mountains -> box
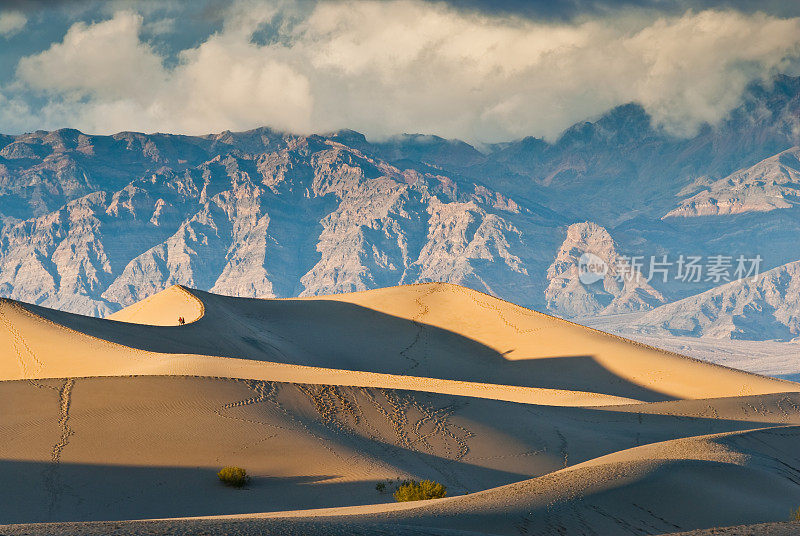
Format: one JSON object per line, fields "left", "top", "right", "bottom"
{"left": 1, "top": 75, "right": 800, "bottom": 344}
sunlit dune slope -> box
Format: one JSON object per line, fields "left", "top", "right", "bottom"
{"left": 2, "top": 283, "right": 800, "bottom": 534}
{"left": 2, "top": 282, "right": 795, "bottom": 402}
{"left": 234, "top": 425, "right": 800, "bottom": 536}
{"left": 107, "top": 285, "right": 204, "bottom": 326}
{"left": 2, "top": 375, "right": 799, "bottom": 525}
{"left": 0, "top": 294, "right": 634, "bottom": 407}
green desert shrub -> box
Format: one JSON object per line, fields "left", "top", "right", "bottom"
{"left": 393, "top": 479, "right": 447, "bottom": 502}
{"left": 217, "top": 466, "right": 249, "bottom": 488}
{"left": 375, "top": 482, "right": 386, "bottom": 493}
{"left": 791, "top": 506, "right": 800, "bottom": 522}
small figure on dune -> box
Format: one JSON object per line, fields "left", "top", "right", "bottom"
{"left": 178, "top": 316, "right": 185, "bottom": 325}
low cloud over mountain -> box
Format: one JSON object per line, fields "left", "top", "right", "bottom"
{"left": 2, "top": 1, "right": 800, "bottom": 142}
{"left": 2, "top": 75, "right": 800, "bottom": 343}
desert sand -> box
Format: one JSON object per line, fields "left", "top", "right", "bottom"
{"left": 1, "top": 282, "right": 800, "bottom": 535}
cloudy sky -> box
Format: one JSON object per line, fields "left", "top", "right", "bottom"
{"left": 1, "top": 0, "right": 799, "bottom": 142}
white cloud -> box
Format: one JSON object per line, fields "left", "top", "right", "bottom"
{"left": 11, "top": 2, "right": 800, "bottom": 141}
{"left": 0, "top": 11, "right": 26, "bottom": 38}
{"left": 17, "top": 12, "right": 166, "bottom": 101}
{"left": 622, "top": 10, "right": 800, "bottom": 134}
{"left": 15, "top": 10, "right": 312, "bottom": 135}
{"left": 0, "top": 90, "right": 32, "bottom": 133}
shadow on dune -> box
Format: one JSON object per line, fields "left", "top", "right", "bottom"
{"left": 3, "top": 375, "right": 800, "bottom": 529}
{"left": 0, "top": 518, "right": 482, "bottom": 536}
{"left": 365, "top": 458, "right": 800, "bottom": 536}
{"left": 21, "top": 294, "right": 677, "bottom": 402}
{"left": 0, "top": 450, "right": 529, "bottom": 524}
{"left": 4, "top": 431, "right": 800, "bottom": 532}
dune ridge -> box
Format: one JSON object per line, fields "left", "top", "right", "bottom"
{"left": 7, "top": 282, "right": 795, "bottom": 400}
{"left": 0, "top": 296, "right": 639, "bottom": 406}
{"left": 106, "top": 285, "right": 205, "bottom": 326}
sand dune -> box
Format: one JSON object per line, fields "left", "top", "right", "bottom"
{"left": 0, "top": 295, "right": 637, "bottom": 406}
{"left": 2, "top": 282, "right": 800, "bottom": 534}
{"left": 4, "top": 283, "right": 795, "bottom": 400}
{"left": 106, "top": 285, "right": 205, "bottom": 326}
{"left": 2, "top": 375, "right": 799, "bottom": 527}
{"left": 3, "top": 521, "right": 799, "bottom": 536}
{"left": 224, "top": 425, "right": 800, "bottom": 535}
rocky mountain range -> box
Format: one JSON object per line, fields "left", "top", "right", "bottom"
{"left": 1, "top": 74, "right": 800, "bottom": 342}
{"left": 544, "top": 222, "right": 665, "bottom": 317}
{"left": 664, "top": 146, "right": 800, "bottom": 218}
{"left": 600, "top": 259, "right": 800, "bottom": 341}
{"left": 0, "top": 133, "right": 547, "bottom": 316}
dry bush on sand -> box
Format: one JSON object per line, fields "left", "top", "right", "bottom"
{"left": 393, "top": 479, "right": 447, "bottom": 502}
{"left": 218, "top": 466, "right": 249, "bottom": 488}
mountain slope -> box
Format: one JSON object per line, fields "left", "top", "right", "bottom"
{"left": 665, "top": 146, "right": 800, "bottom": 217}
{"left": 1, "top": 75, "right": 800, "bottom": 327}
{"left": 0, "top": 140, "right": 548, "bottom": 315}
{"left": 603, "top": 260, "right": 800, "bottom": 340}
{"left": 545, "top": 221, "right": 666, "bottom": 317}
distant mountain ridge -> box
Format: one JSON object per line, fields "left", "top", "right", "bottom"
{"left": 601, "top": 259, "right": 800, "bottom": 341}
{"left": 1, "top": 74, "right": 800, "bottom": 341}
{"left": 0, "top": 136, "right": 545, "bottom": 315}
{"left": 664, "top": 146, "right": 800, "bottom": 218}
